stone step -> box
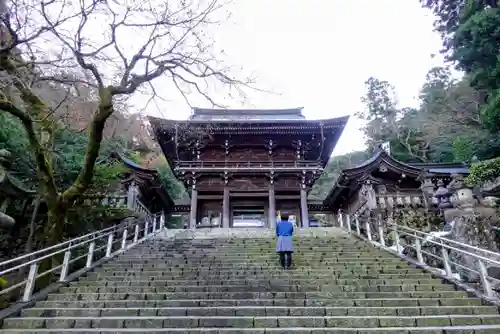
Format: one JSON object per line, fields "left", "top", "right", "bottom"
{"left": 116, "top": 256, "right": 394, "bottom": 263}
{"left": 3, "top": 234, "right": 494, "bottom": 332}
{"left": 84, "top": 273, "right": 440, "bottom": 281}
{"left": 138, "top": 240, "right": 359, "bottom": 244}
{"left": 44, "top": 291, "right": 470, "bottom": 301}
{"left": 143, "top": 242, "right": 358, "bottom": 246}
{"left": 102, "top": 261, "right": 410, "bottom": 266}
{"left": 98, "top": 267, "right": 418, "bottom": 273}
{"left": 111, "top": 259, "right": 405, "bottom": 264}
{"left": 128, "top": 245, "right": 380, "bottom": 249}
{"left": 112, "top": 255, "right": 406, "bottom": 260}
{"left": 86, "top": 270, "right": 427, "bottom": 277}
{"left": 140, "top": 243, "right": 371, "bottom": 246}
{"left": 4, "top": 314, "right": 500, "bottom": 329}
{"left": 92, "top": 267, "right": 424, "bottom": 273}
{"left": 129, "top": 242, "right": 375, "bottom": 245}
{"left": 104, "top": 258, "right": 411, "bottom": 263}
{"left": 118, "top": 250, "right": 392, "bottom": 254}
{"left": 32, "top": 297, "right": 488, "bottom": 308}
{"left": 72, "top": 278, "right": 446, "bottom": 287}
{"left": 119, "top": 252, "right": 396, "bottom": 260}
{"left": 121, "top": 246, "right": 389, "bottom": 250}
{"left": 142, "top": 239, "right": 351, "bottom": 243}
{"left": 102, "top": 260, "right": 412, "bottom": 265}
{"left": 3, "top": 326, "right": 500, "bottom": 333}
{"left": 57, "top": 283, "right": 458, "bottom": 294}
{"left": 97, "top": 266, "right": 419, "bottom": 272}
{"left": 20, "top": 305, "right": 499, "bottom": 317}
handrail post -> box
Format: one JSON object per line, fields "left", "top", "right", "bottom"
{"left": 133, "top": 224, "right": 139, "bottom": 243}
{"left": 144, "top": 219, "right": 150, "bottom": 239}
{"left": 86, "top": 242, "right": 95, "bottom": 268}
{"left": 355, "top": 215, "right": 360, "bottom": 236}
{"left": 59, "top": 250, "right": 71, "bottom": 282}
{"left": 378, "top": 220, "right": 385, "bottom": 247}
{"left": 441, "top": 246, "right": 453, "bottom": 277}
{"left": 394, "top": 230, "right": 402, "bottom": 254}
{"left": 22, "top": 262, "right": 38, "bottom": 302}
{"left": 160, "top": 213, "right": 165, "bottom": 231}
{"left": 346, "top": 215, "right": 351, "bottom": 233}
{"left": 365, "top": 220, "right": 372, "bottom": 241}
{"left": 415, "top": 238, "right": 424, "bottom": 264}
{"left": 478, "top": 259, "right": 494, "bottom": 297}
{"left": 105, "top": 234, "right": 114, "bottom": 258}
{"left": 338, "top": 211, "right": 343, "bottom": 229}
{"left": 121, "top": 228, "right": 128, "bottom": 250}
{"left": 152, "top": 215, "right": 157, "bottom": 234}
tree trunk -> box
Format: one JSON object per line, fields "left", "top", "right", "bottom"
{"left": 24, "top": 197, "right": 41, "bottom": 255}
{"left": 36, "top": 202, "right": 68, "bottom": 290}
{"left": 44, "top": 204, "right": 67, "bottom": 247}
{"left": 61, "top": 92, "right": 114, "bottom": 204}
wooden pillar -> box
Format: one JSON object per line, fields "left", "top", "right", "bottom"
{"left": 189, "top": 188, "right": 198, "bottom": 229}
{"left": 222, "top": 187, "right": 230, "bottom": 228}
{"left": 300, "top": 188, "right": 309, "bottom": 228}
{"left": 268, "top": 184, "right": 276, "bottom": 229}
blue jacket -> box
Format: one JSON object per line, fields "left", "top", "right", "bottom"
{"left": 276, "top": 220, "right": 294, "bottom": 237}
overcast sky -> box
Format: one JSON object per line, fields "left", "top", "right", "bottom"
{"left": 144, "top": 0, "right": 446, "bottom": 156}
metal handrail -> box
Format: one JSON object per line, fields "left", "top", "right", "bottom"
{"left": 389, "top": 223, "right": 500, "bottom": 259}
{"left": 0, "top": 198, "right": 164, "bottom": 304}
{"left": 336, "top": 212, "right": 500, "bottom": 300}
{"left": 0, "top": 196, "right": 153, "bottom": 269}
{"left": 0, "top": 225, "right": 117, "bottom": 268}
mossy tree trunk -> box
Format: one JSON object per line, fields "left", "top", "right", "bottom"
{"left": 1, "top": 53, "right": 116, "bottom": 248}
{"left": 36, "top": 202, "right": 68, "bottom": 289}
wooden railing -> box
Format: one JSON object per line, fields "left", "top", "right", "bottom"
{"left": 81, "top": 194, "right": 152, "bottom": 217}
{"left": 176, "top": 160, "right": 322, "bottom": 169}
{"left": 81, "top": 195, "right": 128, "bottom": 208}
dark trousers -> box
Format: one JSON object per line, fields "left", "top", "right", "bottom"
{"left": 278, "top": 251, "right": 292, "bottom": 269}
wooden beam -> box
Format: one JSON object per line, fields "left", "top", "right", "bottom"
{"left": 230, "top": 192, "right": 268, "bottom": 197}
{"left": 198, "top": 195, "right": 223, "bottom": 200}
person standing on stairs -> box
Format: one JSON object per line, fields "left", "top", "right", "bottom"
{"left": 275, "top": 213, "right": 294, "bottom": 269}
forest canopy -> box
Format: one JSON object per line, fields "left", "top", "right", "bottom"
{"left": 309, "top": 65, "right": 500, "bottom": 200}
{"left": 311, "top": 0, "right": 500, "bottom": 199}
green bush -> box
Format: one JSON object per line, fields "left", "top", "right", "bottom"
{"left": 466, "top": 157, "right": 500, "bottom": 186}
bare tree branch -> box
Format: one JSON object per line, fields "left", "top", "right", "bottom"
{"left": 0, "top": 0, "right": 253, "bottom": 244}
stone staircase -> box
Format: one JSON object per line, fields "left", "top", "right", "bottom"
{"left": 2, "top": 229, "right": 500, "bottom": 333}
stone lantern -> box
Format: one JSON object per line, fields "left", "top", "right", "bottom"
{"left": 432, "top": 179, "right": 453, "bottom": 210}
{"left": 443, "top": 174, "right": 500, "bottom": 282}
{"left": 0, "top": 149, "right": 37, "bottom": 228}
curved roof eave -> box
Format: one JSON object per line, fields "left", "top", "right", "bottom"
{"left": 148, "top": 115, "right": 350, "bottom": 126}
{"left": 322, "top": 150, "right": 422, "bottom": 206}
{"left": 342, "top": 150, "right": 422, "bottom": 177}
{"left": 109, "top": 152, "right": 158, "bottom": 175}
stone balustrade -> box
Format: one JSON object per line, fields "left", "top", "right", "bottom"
{"left": 376, "top": 193, "right": 425, "bottom": 209}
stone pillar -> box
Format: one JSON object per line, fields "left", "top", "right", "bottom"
{"left": 222, "top": 187, "right": 230, "bottom": 228}
{"left": 126, "top": 181, "right": 137, "bottom": 210}
{"left": 360, "top": 180, "right": 377, "bottom": 210}
{"left": 420, "top": 177, "right": 435, "bottom": 208}
{"left": 300, "top": 188, "right": 309, "bottom": 228}
{"left": 159, "top": 212, "right": 165, "bottom": 230}
{"left": 189, "top": 187, "right": 198, "bottom": 229}
{"left": 268, "top": 184, "right": 276, "bottom": 229}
